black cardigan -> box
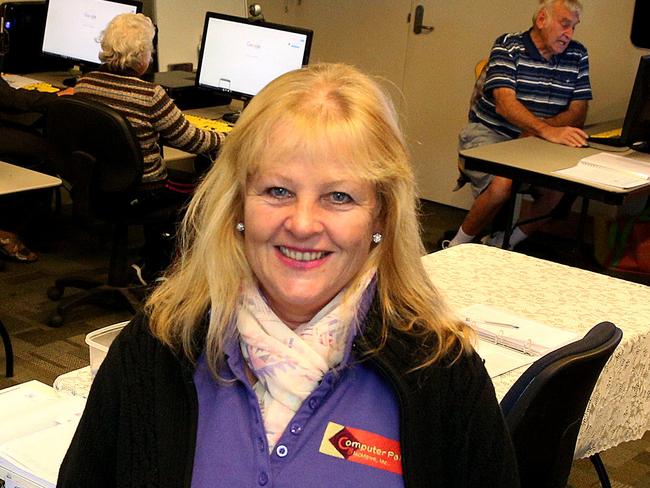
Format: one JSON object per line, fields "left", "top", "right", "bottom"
{"left": 57, "top": 306, "right": 519, "bottom": 488}
{"left": 0, "top": 76, "right": 56, "bottom": 128}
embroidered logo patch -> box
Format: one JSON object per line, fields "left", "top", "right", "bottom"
{"left": 318, "top": 421, "right": 402, "bottom": 475}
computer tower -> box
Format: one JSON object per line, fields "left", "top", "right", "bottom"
{"left": 0, "top": 1, "right": 71, "bottom": 73}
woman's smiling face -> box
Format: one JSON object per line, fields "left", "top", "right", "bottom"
{"left": 243, "top": 151, "right": 379, "bottom": 329}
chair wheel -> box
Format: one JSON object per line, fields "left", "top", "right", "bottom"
{"left": 48, "top": 314, "right": 64, "bottom": 328}
{"left": 47, "top": 286, "right": 63, "bottom": 300}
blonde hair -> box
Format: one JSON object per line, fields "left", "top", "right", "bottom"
{"left": 146, "top": 63, "right": 472, "bottom": 377}
{"left": 99, "top": 13, "right": 154, "bottom": 72}
{"left": 534, "top": 0, "right": 582, "bottom": 24}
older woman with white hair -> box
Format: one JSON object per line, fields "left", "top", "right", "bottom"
{"left": 58, "top": 63, "right": 519, "bottom": 488}
{"left": 73, "top": 13, "right": 226, "bottom": 277}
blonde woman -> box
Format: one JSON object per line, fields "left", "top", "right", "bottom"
{"left": 58, "top": 63, "right": 519, "bottom": 488}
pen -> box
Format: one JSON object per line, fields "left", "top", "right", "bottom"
{"left": 465, "top": 318, "right": 519, "bottom": 329}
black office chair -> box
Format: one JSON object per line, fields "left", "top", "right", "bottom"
{"left": 45, "top": 96, "right": 179, "bottom": 327}
{"left": 500, "top": 321, "right": 622, "bottom": 488}
{"left": 0, "top": 318, "right": 13, "bottom": 377}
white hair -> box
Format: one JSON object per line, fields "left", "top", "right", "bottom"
{"left": 533, "top": 0, "right": 583, "bottom": 24}
{"left": 99, "top": 13, "right": 155, "bottom": 72}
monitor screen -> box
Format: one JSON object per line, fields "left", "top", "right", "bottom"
{"left": 42, "top": 0, "right": 141, "bottom": 65}
{"left": 196, "top": 12, "right": 313, "bottom": 103}
{"left": 621, "top": 55, "right": 650, "bottom": 151}
{"left": 631, "top": 0, "right": 650, "bottom": 49}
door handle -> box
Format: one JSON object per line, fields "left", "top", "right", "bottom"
{"left": 413, "top": 5, "right": 434, "bottom": 34}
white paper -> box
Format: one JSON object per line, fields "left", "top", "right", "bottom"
{"left": 554, "top": 152, "right": 650, "bottom": 189}
{"left": 473, "top": 340, "right": 536, "bottom": 378}
{"left": 0, "top": 381, "right": 86, "bottom": 488}
{"left": 1, "top": 73, "right": 44, "bottom": 89}
{"left": 580, "top": 152, "right": 650, "bottom": 178}
{"left": 461, "top": 304, "right": 580, "bottom": 378}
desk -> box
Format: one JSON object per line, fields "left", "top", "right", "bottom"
{"left": 423, "top": 244, "right": 650, "bottom": 458}
{"left": 459, "top": 137, "right": 650, "bottom": 248}
{"left": 0, "top": 161, "right": 61, "bottom": 377}
{"left": 0, "top": 161, "right": 62, "bottom": 195}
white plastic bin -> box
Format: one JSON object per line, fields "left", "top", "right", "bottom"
{"left": 85, "top": 321, "right": 128, "bottom": 375}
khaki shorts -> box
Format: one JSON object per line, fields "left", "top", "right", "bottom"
{"left": 457, "top": 122, "right": 511, "bottom": 198}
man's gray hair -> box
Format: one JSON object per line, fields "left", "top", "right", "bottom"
{"left": 533, "top": 0, "right": 582, "bottom": 24}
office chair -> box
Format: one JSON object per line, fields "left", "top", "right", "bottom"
{"left": 45, "top": 96, "right": 178, "bottom": 327}
{"left": 0, "top": 318, "right": 13, "bottom": 377}
{"left": 500, "top": 321, "right": 622, "bottom": 488}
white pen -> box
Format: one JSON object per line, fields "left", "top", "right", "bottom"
{"left": 465, "top": 318, "right": 519, "bottom": 329}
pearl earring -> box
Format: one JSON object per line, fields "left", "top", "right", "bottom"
{"left": 372, "top": 232, "right": 383, "bottom": 244}
{"left": 236, "top": 222, "right": 245, "bottom": 232}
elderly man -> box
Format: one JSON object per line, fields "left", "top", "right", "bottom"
{"left": 445, "top": 0, "right": 591, "bottom": 249}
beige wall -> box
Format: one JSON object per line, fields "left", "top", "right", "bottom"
{"left": 148, "top": 0, "right": 248, "bottom": 70}
{"left": 255, "top": 0, "right": 650, "bottom": 207}
{"left": 258, "top": 0, "right": 649, "bottom": 124}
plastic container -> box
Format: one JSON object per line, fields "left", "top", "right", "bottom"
{"left": 85, "top": 321, "right": 128, "bottom": 375}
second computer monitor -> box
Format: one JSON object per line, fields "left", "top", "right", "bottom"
{"left": 42, "top": 0, "right": 141, "bottom": 65}
{"left": 196, "top": 12, "right": 313, "bottom": 103}
{"left": 621, "top": 54, "right": 650, "bottom": 151}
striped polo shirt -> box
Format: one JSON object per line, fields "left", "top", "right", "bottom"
{"left": 470, "top": 29, "right": 592, "bottom": 138}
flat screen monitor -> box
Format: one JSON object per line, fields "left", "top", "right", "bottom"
{"left": 196, "top": 12, "right": 313, "bottom": 105}
{"left": 42, "top": 0, "right": 141, "bottom": 65}
{"left": 620, "top": 55, "right": 650, "bottom": 151}
{"left": 631, "top": 0, "right": 650, "bottom": 49}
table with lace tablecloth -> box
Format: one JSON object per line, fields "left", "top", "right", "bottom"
{"left": 423, "top": 244, "right": 650, "bottom": 459}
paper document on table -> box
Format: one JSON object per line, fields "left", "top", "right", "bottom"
{"left": 463, "top": 304, "right": 579, "bottom": 355}
{"left": 554, "top": 152, "right": 650, "bottom": 189}
{"left": 2, "top": 73, "right": 43, "bottom": 88}
{"left": 1, "top": 73, "right": 59, "bottom": 93}
{"left": 462, "top": 304, "right": 579, "bottom": 377}
{"left": 0, "top": 381, "right": 86, "bottom": 488}
{"left": 473, "top": 340, "right": 537, "bottom": 378}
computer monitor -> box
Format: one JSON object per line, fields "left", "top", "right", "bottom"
{"left": 631, "top": 0, "right": 650, "bottom": 49}
{"left": 620, "top": 55, "right": 650, "bottom": 152}
{"left": 195, "top": 12, "right": 313, "bottom": 113}
{"left": 42, "top": 0, "right": 141, "bottom": 66}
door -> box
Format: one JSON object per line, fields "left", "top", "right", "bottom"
{"left": 258, "top": 1, "right": 532, "bottom": 206}
{"left": 401, "top": 1, "right": 531, "bottom": 206}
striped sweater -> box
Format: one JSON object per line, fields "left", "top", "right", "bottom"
{"left": 74, "top": 71, "right": 225, "bottom": 183}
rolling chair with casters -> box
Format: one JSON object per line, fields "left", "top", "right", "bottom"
{"left": 45, "top": 96, "right": 179, "bottom": 327}
{"left": 0, "top": 317, "right": 14, "bottom": 377}
{"left": 500, "top": 321, "right": 622, "bottom": 488}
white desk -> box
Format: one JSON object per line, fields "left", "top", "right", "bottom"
{"left": 423, "top": 244, "right": 650, "bottom": 458}
{"left": 0, "top": 161, "right": 61, "bottom": 377}
{"left": 0, "top": 161, "right": 62, "bottom": 196}
{"left": 459, "top": 137, "right": 650, "bottom": 249}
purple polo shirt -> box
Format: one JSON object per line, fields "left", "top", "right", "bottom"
{"left": 191, "top": 307, "right": 404, "bottom": 487}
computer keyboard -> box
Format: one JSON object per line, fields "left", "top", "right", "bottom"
{"left": 185, "top": 114, "right": 233, "bottom": 133}
{"left": 588, "top": 128, "right": 627, "bottom": 147}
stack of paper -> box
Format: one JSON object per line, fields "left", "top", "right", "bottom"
{"left": 554, "top": 152, "right": 650, "bottom": 189}
{"left": 462, "top": 304, "right": 579, "bottom": 377}
{"left": 0, "top": 381, "right": 86, "bottom": 488}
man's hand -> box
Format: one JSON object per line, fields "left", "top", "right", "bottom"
{"left": 494, "top": 88, "right": 588, "bottom": 147}
{"left": 539, "top": 125, "right": 588, "bottom": 147}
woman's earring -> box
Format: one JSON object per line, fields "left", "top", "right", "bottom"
{"left": 372, "top": 232, "right": 383, "bottom": 244}
{"left": 236, "top": 222, "right": 245, "bottom": 232}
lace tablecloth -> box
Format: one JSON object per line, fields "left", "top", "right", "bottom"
{"left": 423, "top": 244, "right": 650, "bottom": 459}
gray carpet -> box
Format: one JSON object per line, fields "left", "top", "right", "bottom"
{"left": 0, "top": 199, "right": 648, "bottom": 487}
